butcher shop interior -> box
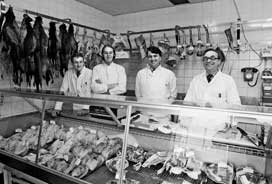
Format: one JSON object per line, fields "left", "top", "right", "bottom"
{"left": 0, "top": 0, "right": 272, "bottom": 183}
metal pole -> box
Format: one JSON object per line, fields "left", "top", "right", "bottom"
{"left": 120, "top": 25, "right": 201, "bottom": 36}
{"left": 35, "top": 99, "right": 46, "bottom": 164}
{"left": 4, "top": 3, "right": 115, "bottom": 35}
{"left": 119, "top": 105, "right": 132, "bottom": 184}
{"left": 24, "top": 9, "right": 115, "bottom": 35}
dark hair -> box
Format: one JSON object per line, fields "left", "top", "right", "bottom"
{"left": 147, "top": 46, "right": 162, "bottom": 57}
{"left": 102, "top": 44, "right": 116, "bottom": 60}
{"left": 71, "top": 52, "right": 84, "bottom": 62}
{"left": 203, "top": 47, "right": 225, "bottom": 62}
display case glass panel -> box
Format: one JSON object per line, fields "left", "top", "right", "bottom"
{"left": 0, "top": 88, "right": 271, "bottom": 184}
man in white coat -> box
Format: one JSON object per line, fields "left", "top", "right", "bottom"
{"left": 135, "top": 46, "right": 177, "bottom": 102}
{"left": 53, "top": 52, "right": 92, "bottom": 116}
{"left": 184, "top": 47, "right": 241, "bottom": 108}
{"left": 91, "top": 45, "right": 127, "bottom": 95}
{"left": 135, "top": 46, "right": 177, "bottom": 121}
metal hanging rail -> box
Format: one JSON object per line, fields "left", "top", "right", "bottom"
{"left": 121, "top": 25, "right": 201, "bottom": 36}
{"left": 1, "top": 1, "right": 115, "bottom": 35}
{"left": 23, "top": 9, "right": 115, "bottom": 35}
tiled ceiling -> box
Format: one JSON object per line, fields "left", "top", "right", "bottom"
{"left": 74, "top": 0, "right": 215, "bottom": 16}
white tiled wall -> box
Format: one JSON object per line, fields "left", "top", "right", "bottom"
{"left": 113, "top": 0, "right": 272, "bottom": 102}
{"left": 1, "top": 0, "right": 272, "bottom": 117}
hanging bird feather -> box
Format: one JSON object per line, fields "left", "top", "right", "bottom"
{"left": 22, "top": 14, "right": 37, "bottom": 88}
{"left": 68, "top": 23, "right": 78, "bottom": 57}
{"left": 0, "top": 11, "right": 9, "bottom": 79}
{"left": 48, "top": 21, "right": 60, "bottom": 78}
{"left": 58, "top": 23, "right": 69, "bottom": 77}
{"left": 33, "top": 16, "right": 53, "bottom": 86}
{"left": 2, "top": 7, "right": 23, "bottom": 86}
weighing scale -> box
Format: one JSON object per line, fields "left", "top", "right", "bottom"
{"left": 261, "top": 69, "right": 272, "bottom": 105}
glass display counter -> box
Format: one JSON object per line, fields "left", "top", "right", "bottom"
{"left": 0, "top": 88, "right": 271, "bottom": 184}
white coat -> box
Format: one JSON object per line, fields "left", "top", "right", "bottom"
{"left": 184, "top": 71, "right": 241, "bottom": 106}
{"left": 55, "top": 67, "right": 92, "bottom": 110}
{"left": 91, "top": 62, "right": 127, "bottom": 95}
{"left": 135, "top": 65, "right": 177, "bottom": 101}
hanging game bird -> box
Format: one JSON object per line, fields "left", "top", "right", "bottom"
{"left": 1, "top": 7, "right": 23, "bottom": 86}
{"left": 48, "top": 21, "right": 60, "bottom": 78}
{"left": 33, "top": 16, "right": 53, "bottom": 86}
{"left": 21, "top": 14, "right": 37, "bottom": 88}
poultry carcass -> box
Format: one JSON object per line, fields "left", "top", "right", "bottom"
{"left": 87, "top": 31, "right": 102, "bottom": 69}
{"left": 86, "top": 153, "right": 105, "bottom": 171}
{"left": 71, "top": 165, "right": 88, "bottom": 178}
{"left": 33, "top": 16, "right": 53, "bottom": 86}
{"left": 58, "top": 23, "right": 78, "bottom": 77}
{"left": 2, "top": 7, "right": 23, "bottom": 86}
{"left": 49, "top": 139, "right": 65, "bottom": 154}
{"left": 98, "top": 31, "right": 114, "bottom": 55}
{"left": 21, "top": 14, "right": 37, "bottom": 88}
{"left": 68, "top": 23, "right": 78, "bottom": 56}
{"left": 55, "top": 159, "right": 69, "bottom": 173}
{"left": 58, "top": 23, "right": 69, "bottom": 77}
{"left": 47, "top": 22, "right": 60, "bottom": 78}
{"left": 40, "top": 123, "right": 60, "bottom": 146}
{"left": 83, "top": 39, "right": 93, "bottom": 69}
{"left": 0, "top": 12, "right": 10, "bottom": 79}
{"left": 101, "top": 137, "right": 122, "bottom": 159}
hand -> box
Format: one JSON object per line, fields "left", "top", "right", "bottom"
{"left": 107, "top": 83, "right": 118, "bottom": 90}
{"left": 95, "top": 79, "right": 102, "bottom": 84}
{"left": 76, "top": 109, "right": 89, "bottom": 116}
{"left": 51, "top": 109, "right": 60, "bottom": 117}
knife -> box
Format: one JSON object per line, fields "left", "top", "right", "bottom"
{"left": 237, "top": 127, "right": 258, "bottom": 146}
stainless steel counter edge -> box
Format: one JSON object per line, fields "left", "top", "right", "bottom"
{"left": 1, "top": 88, "right": 272, "bottom": 121}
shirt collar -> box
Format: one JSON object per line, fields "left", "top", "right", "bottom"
{"left": 205, "top": 70, "right": 221, "bottom": 77}
{"left": 202, "top": 70, "right": 222, "bottom": 82}
{"left": 73, "top": 66, "right": 86, "bottom": 76}
{"left": 102, "top": 62, "right": 114, "bottom": 67}
{"left": 147, "top": 64, "right": 162, "bottom": 73}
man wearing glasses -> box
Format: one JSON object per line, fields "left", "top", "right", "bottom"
{"left": 184, "top": 47, "right": 241, "bottom": 107}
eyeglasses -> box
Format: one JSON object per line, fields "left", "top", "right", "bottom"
{"left": 203, "top": 56, "right": 219, "bottom": 62}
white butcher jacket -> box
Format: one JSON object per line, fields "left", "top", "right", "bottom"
{"left": 135, "top": 65, "right": 177, "bottom": 100}
{"left": 184, "top": 71, "right": 241, "bottom": 106}
{"left": 91, "top": 62, "right": 127, "bottom": 95}
{"left": 55, "top": 67, "right": 92, "bottom": 110}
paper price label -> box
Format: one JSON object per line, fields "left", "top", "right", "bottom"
{"left": 15, "top": 128, "right": 23, "bottom": 133}
{"left": 49, "top": 120, "right": 56, "bottom": 125}
{"left": 75, "top": 158, "right": 81, "bottom": 166}
{"left": 218, "top": 162, "right": 228, "bottom": 168}
{"left": 90, "top": 129, "right": 96, "bottom": 134}
{"left": 63, "top": 155, "right": 69, "bottom": 161}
